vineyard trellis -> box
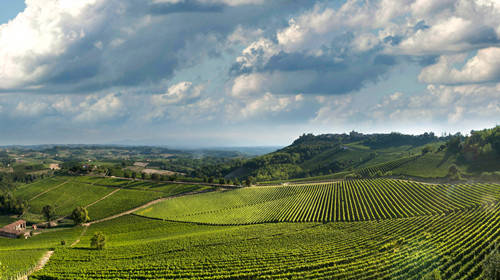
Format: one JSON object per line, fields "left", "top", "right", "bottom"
{"left": 137, "top": 179, "right": 500, "bottom": 225}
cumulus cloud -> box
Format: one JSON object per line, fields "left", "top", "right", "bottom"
{"left": 0, "top": 0, "right": 288, "bottom": 93}
{"left": 419, "top": 47, "right": 500, "bottom": 84}
{"left": 313, "top": 83, "right": 500, "bottom": 127}
{"left": 74, "top": 93, "right": 126, "bottom": 122}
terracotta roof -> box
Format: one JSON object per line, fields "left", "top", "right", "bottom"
{"left": 0, "top": 220, "right": 26, "bottom": 234}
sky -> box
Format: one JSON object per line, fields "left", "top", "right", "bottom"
{"left": 0, "top": 0, "right": 499, "bottom": 147}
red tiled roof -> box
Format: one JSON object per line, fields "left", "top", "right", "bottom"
{"left": 0, "top": 220, "right": 26, "bottom": 234}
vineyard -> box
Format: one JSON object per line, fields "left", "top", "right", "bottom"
{"left": 2, "top": 177, "right": 499, "bottom": 279}
{"left": 137, "top": 179, "right": 500, "bottom": 225}
{"left": 355, "top": 156, "right": 418, "bottom": 177}
{"left": 33, "top": 203, "right": 500, "bottom": 279}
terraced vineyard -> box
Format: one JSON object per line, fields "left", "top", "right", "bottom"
{"left": 137, "top": 179, "right": 500, "bottom": 225}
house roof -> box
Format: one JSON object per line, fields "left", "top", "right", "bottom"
{"left": 0, "top": 220, "right": 26, "bottom": 234}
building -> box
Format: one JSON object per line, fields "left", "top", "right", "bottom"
{"left": 0, "top": 220, "right": 28, "bottom": 239}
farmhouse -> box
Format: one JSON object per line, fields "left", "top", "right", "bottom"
{"left": 0, "top": 220, "right": 28, "bottom": 239}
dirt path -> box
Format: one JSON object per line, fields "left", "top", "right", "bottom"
{"left": 71, "top": 226, "right": 88, "bottom": 247}
{"left": 83, "top": 189, "right": 218, "bottom": 226}
{"left": 19, "top": 250, "right": 54, "bottom": 279}
{"left": 30, "top": 180, "right": 69, "bottom": 201}
{"left": 85, "top": 188, "right": 121, "bottom": 209}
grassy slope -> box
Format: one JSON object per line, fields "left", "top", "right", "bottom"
{"left": 26, "top": 182, "right": 114, "bottom": 216}
{"left": 14, "top": 176, "right": 209, "bottom": 222}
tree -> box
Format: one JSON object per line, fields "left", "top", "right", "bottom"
{"left": 70, "top": 206, "right": 90, "bottom": 225}
{"left": 483, "top": 246, "right": 500, "bottom": 280}
{"left": 42, "top": 205, "right": 55, "bottom": 222}
{"left": 91, "top": 232, "right": 106, "bottom": 250}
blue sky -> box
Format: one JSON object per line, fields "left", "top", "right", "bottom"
{"left": 0, "top": 0, "right": 499, "bottom": 147}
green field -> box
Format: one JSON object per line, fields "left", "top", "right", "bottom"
{"left": 1, "top": 177, "right": 499, "bottom": 279}
{"left": 32, "top": 203, "right": 500, "bottom": 279}
{"left": 12, "top": 176, "right": 210, "bottom": 221}
{"left": 137, "top": 179, "right": 500, "bottom": 225}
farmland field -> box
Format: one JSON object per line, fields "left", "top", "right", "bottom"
{"left": 137, "top": 179, "right": 500, "bottom": 225}
{"left": 2, "top": 177, "right": 499, "bottom": 279}
{"left": 33, "top": 203, "right": 500, "bottom": 279}
{"left": 11, "top": 176, "right": 211, "bottom": 221}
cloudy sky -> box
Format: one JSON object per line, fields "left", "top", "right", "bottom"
{"left": 0, "top": 0, "right": 499, "bottom": 146}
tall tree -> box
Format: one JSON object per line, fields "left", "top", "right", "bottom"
{"left": 70, "top": 206, "right": 90, "bottom": 225}
{"left": 42, "top": 205, "right": 55, "bottom": 222}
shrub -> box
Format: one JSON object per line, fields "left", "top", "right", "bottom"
{"left": 91, "top": 232, "right": 106, "bottom": 250}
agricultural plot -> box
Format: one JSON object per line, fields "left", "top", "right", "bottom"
{"left": 86, "top": 189, "right": 163, "bottom": 221}
{"left": 355, "top": 156, "right": 418, "bottom": 177}
{"left": 25, "top": 182, "right": 114, "bottom": 217}
{"left": 32, "top": 203, "right": 500, "bottom": 279}
{"left": 137, "top": 179, "right": 500, "bottom": 225}
{"left": 0, "top": 226, "right": 84, "bottom": 279}
{"left": 14, "top": 177, "right": 69, "bottom": 201}
{"left": 13, "top": 176, "right": 209, "bottom": 221}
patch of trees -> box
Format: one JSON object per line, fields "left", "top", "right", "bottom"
{"left": 445, "top": 126, "right": 500, "bottom": 159}
{"left": 0, "top": 193, "right": 28, "bottom": 215}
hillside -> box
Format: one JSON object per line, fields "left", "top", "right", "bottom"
{"left": 196, "top": 127, "right": 500, "bottom": 183}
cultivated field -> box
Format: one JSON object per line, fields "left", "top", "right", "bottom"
{"left": 137, "top": 179, "right": 500, "bottom": 225}
{"left": 1, "top": 177, "right": 499, "bottom": 279}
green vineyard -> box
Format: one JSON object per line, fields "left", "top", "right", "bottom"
{"left": 32, "top": 203, "right": 500, "bottom": 279}
{"left": 355, "top": 156, "right": 418, "bottom": 177}
{"left": 137, "top": 179, "right": 500, "bottom": 225}
{"left": 2, "top": 177, "right": 499, "bottom": 279}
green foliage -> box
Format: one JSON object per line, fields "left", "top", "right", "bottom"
{"left": 0, "top": 192, "right": 28, "bottom": 215}
{"left": 70, "top": 206, "right": 90, "bottom": 225}
{"left": 42, "top": 205, "right": 55, "bottom": 222}
{"left": 91, "top": 232, "right": 106, "bottom": 250}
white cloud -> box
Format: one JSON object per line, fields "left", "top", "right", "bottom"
{"left": 152, "top": 0, "right": 264, "bottom": 6}
{"left": 152, "top": 81, "right": 204, "bottom": 105}
{"left": 14, "top": 101, "right": 49, "bottom": 117}
{"left": 419, "top": 47, "right": 500, "bottom": 84}
{"left": 226, "top": 92, "right": 303, "bottom": 121}
{"left": 0, "top": 0, "right": 100, "bottom": 89}
{"left": 75, "top": 93, "right": 125, "bottom": 122}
